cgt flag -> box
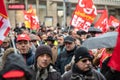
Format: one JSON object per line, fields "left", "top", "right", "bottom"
{"left": 108, "top": 16, "right": 120, "bottom": 28}
{"left": 71, "top": 0, "right": 97, "bottom": 32}
{"left": 94, "top": 10, "right": 108, "bottom": 33}
{"left": 24, "top": 5, "right": 40, "bottom": 31}
{"left": 108, "top": 26, "right": 120, "bottom": 71}
{"left": 0, "top": 0, "right": 10, "bottom": 45}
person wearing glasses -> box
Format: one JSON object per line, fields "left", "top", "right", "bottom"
{"left": 62, "top": 47, "right": 106, "bottom": 80}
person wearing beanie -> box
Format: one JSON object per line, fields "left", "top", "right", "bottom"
{"left": 62, "top": 47, "right": 106, "bottom": 80}
{"left": 32, "top": 45, "right": 62, "bottom": 80}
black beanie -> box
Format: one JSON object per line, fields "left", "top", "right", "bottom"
{"left": 35, "top": 45, "right": 52, "bottom": 60}
{"left": 74, "top": 47, "right": 93, "bottom": 63}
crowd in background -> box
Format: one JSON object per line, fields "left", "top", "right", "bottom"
{"left": 0, "top": 22, "right": 119, "bottom": 80}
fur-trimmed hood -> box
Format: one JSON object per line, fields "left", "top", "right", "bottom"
{"left": 0, "top": 48, "right": 34, "bottom": 80}
{"left": 2, "top": 48, "right": 15, "bottom": 67}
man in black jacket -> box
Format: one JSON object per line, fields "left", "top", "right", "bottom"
{"left": 55, "top": 36, "right": 77, "bottom": 74}
{"left": 32, "top": 45, "right": 61, "bottom": 80}
{"left": 62, "top": 47, "right": 106, "bottom": 80}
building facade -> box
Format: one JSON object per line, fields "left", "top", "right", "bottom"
{"left": 5, "top": 0, "right": 120, "bottom": 28}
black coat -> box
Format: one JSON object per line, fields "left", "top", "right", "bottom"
{"left": 101, "top": 57, "right": 120, "bottom": 80}
{"left": 62, "top": 65, "right": 106, "bottom": 80}
{"left": 0, "top": 53, "right": 34, "bottom": 80}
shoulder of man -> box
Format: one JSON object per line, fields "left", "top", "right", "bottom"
{"left": 92, "top": 69, "right": 106, "bottom": 80}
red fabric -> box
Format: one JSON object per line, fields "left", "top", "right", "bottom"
{"left": 24, "top": 5, "right": 40, "bottom": 31}
{"left": 100, "top": 48, "right": 112, "bottom": 68}
{"left": 108, "top": 16, "right": 120, "bottom": 28}
{"left": 0, "top": 0, "right": 11, "bottom": 45}
{"left": 3, "top": 70, "right": 24, "bottom": 79}
{"left": 94, "top": 10, "right": 108, "bottom": 33}
{"left": 108, "top": 27, "right": 120, "bottom": 71}
{"left": 17, "top": 34, "right": 30, "bottom": 41}
{"left": 70, "top": 0, "right": 97, "bottom": 32}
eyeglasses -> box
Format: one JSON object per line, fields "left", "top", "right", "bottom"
{"left": 80, "top": 58, "right": 92, "bottom": 63}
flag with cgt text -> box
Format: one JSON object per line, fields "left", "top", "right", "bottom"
{"left": 0, "top": 0, "right": 10, "bottom": 45}
{"left": 70, "top": 0, "right": 97, "bottom": 32}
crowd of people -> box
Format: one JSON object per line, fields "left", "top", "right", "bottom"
{"left": 0, "top": 23, "right": 119, "bottom": 80}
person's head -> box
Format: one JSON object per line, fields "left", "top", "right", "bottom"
{"left": 1, "top": 48, "right": 33, "bottom": 80}
{"left": 1, "top": 37, "right": 11, "bottom": 50}
{"left": 46, "top": 36, "right": 55, "bottom": 46}
{"left": 74, "top": 47, "right": 93, "bottom": 71}
{"left": 64, "top": 36, "right": 76, "bottom": 51}
{"left": 16, "top": 34, "right": 31, "bottom": 54}
{"left": 35, "top": 45, "right": 52, "bottom": 69}
{"left": 57, "top": 34, "right": 64, "bottom": 46}
{"left": 30, "top": 34, "right": 40, "bottom": 47}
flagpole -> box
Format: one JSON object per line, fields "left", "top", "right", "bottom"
{"left": 10, "top": 30, "right": 17, "bottom": 54}
{"left": 63, "top": 0, "right": 66, "bottom": 29}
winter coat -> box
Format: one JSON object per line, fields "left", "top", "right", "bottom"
{"left": 32, "top": 64, "right": 62, "bottom": 80}
{"left": 21, "top": 49, "right": 35, "bottom": 66}
{"left": 62, "top": 66, "right": 106, "bottom": 80}
{"left": 101, "top": 57, "right": 120, "bottom": 80}
{"left": 55, "top": 46, "right": 77, "bottom": 74}
{"left": 0, "top": 48, "right": 34, "bottom": 80}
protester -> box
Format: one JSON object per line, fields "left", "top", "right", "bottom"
{"left": 32, "top": 45, "right": 61, "bottom": 80}
{"left": 100, "top": 48, "right": 120, "bottom": 80}
{"left": 62, "top": 47, "right": 106, "bottom": 80}
{"left": 1, "top": 37, "right": 12, "bottom": 51}
{"left": 0, "top": 48, "right": 34, "bottom": 80}
{"left": 57, "top": 34, "right": 65, "bottom": 55}
{"left": 55, "top": 36, "right": 77, "bottom": 74}
{"left": 16, "top": 33, "right": 35, "bottom": 66}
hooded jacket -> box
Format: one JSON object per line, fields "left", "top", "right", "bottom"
{"left": 0, "top": 48, "right": 34, "bottom": 80}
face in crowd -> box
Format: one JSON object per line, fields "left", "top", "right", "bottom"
{"left": 76, "top": 58, "right": 92, "bottom": 71}
{"left": 37, "top": 54, "right": 51, "bottom": 68}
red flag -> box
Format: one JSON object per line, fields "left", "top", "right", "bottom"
{"left": 70, "top": 0, "right": 97, "bottom": 32}
{"left": 108, "top": 16, "right": 120, "bottom": 28}
{"left": 0, "top": 0, "right": 10, "bottom": 45}
{"left": 108, "top": 26, "right": 120, "bottom": 71}
{"left": 94, "top": 10, "right": 108, "bottom": 33}
{"left": 24, "top": 5, "right": 40, "bottom": 31}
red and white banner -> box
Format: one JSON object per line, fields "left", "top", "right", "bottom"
{"left": 94, "top": 10, "right": 108, "bottom": 33}
{"left": 0, "top": 0, "right": 10, "bottom": 45}
{"left": 108, "top": 16, "right": 120, "bottom": 28}
{"left": 24, "top": 5, "right": 40, "bottom": 31}
{"left": 70, "top": 0, "right": 97, "bottom": 32}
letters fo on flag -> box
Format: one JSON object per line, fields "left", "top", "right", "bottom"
{"left": 24, "top": 5, "right": 40, "bottom": 31}
{"left": 70, "top": 0, "right": 97, "bottom": 32}
{"left": 108, "top": 16, "right": 120, "bottom": 28}
{"left": 0, "top": 0, "right": 10, "bottom": 45}
{"left": 94, "top": 10, "right": 108, "bottom": 33}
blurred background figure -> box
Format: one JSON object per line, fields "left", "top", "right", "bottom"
{"left": 0, "top": 48, "right": 34, "bottom": 80}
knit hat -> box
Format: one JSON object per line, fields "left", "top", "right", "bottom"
{"left": 35, "top": 45, "right": 52, "bottom": 60}
{"left": 74, "top": 47, "right": 93, "bottom": 63}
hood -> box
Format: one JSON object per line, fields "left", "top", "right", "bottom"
{"left": 0, "top": 48, "right": 34, "bottom": 80}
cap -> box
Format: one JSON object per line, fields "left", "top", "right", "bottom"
{"left": 74, "top": 47, "right": 93, "bottom": 63}
{"left": 64, "top": 36, "right": 75, "bottom": 43}
{"left": 3, "top": 70, "right": 24, "bottom": 79}
{"left": 17, "top": 34, "right": 30, "bottom": 41}
{"left": 30, "top": 34, "right": 40, "bottom": 41}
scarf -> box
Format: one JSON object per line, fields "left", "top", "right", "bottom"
{"left": 71, "top": 64, "right": 95, "bottom": 80}
{"left": 36, "top": 65, "right": 56, "bottom": 80}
